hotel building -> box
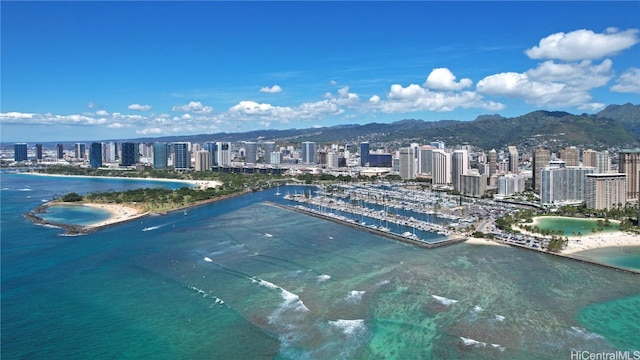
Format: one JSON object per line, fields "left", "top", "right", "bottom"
{"left": 585, "top": 173, "right": 627, "bottom": 210}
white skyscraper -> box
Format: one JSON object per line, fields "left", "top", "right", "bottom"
{"left": 432, "top": 149, "right": 451, "bottom": 185}
{"left": 399, "top": 147, "right": 415, "bottom": 180}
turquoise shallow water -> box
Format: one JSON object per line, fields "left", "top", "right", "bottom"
{"left": 2, "top": 173, "right": 639, "bottom": 359}
{"left": 571, "top": 246, "right": 640, "bottom": 272}
{"left": 40, "top": 204, "right": 112, "bottom": 226}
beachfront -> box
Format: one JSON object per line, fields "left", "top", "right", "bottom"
{"left": 82, "top": 203, "right": 148, "bottom": 229}
{"left": 511, "top": 215, "right": 640, "bottom": 255}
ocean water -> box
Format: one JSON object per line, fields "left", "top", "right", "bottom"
{"left": 2, "top": 173, "right": 640, "bottom": 359}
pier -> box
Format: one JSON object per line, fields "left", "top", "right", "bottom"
{"left": 266, "top": 201, "right": 466, "bottom": 249}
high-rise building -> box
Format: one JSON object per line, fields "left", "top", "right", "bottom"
{"left": 120, "top": 142, "right": 138, "bottom": 166}
{"left": 582, "top": 149, "right": 597, "bottom": 168}
{"left": 368, "top": 154, "right": 392, "bottom": 167}
{"left": 432, "top": 149, "right": 451, "bottom": 185}
{"left": 35, "top": 144, "right": 43, "bottom": 161}
{"left": 57, "top": 144, "right": 64, "bottom": 159}
{"left": 399, "top": 147, "right": 415, "bottom": 180}
{"left": 244, "top": 142, "right": 257, "bottom": 164}
{"left": 498, "top": 174, "right": 526, "bottom": 196}
{"left": 90, "top": 142, "right": 103, "bottom": 168}
{"left": 360, "top": 142, "right": 370, "bottom": 167}
{"left": 585, "top": 173, "right": 626, "bottom": 210}
{"left": 418, "top": 146, "right": 435, "bottom": 175}
{"left": 173, "top": 142, "right": 190, "bottom": 169}
{"left": 583, "top": 149, "right": 611, "bottom": 173}
{"left": 508, "top": 146, "right": 519, "bottom": 174}
{"left": 270, "top": 151, "right": 281, "bottom": 165}
{"left": 559, "top": 147, "right": 579, "bottom": 167}
{"left": 153, "top": 142, "right": 168, "bottom": 169}
{"left": 430, "top": 141, "right": 445, "bottom": 149}
{"left": 327, "top": 151, "right": 339, "bottom": 168}
{"left": 533, "top": 148, "right": 551, "bottom": 193}
{"left": 460, "top": 171, "right": 487, "bottom": 197}
{"left": 14, "top": 143, "right": 28, "bottom": 162}
{"left": 263, "top": 142, "right": 276, "bottom": 164}
{"left": 488, "top": 149, "right": 497, "bottom": 179}
{"left": 203, "top": 142, "right": 218, "bottom": 167}
{"left": 596, "top": 151, "right": 611, "bottom": 173}
{"left": 217, "top": 142, "right": 231, "bottom": 166}
{"left": 195, "top": 150, "right": 211, "bottom": 171}
{"left": 452, "top": 150, "right": 469, "bottom": 192}
{"left": 75, "top": 143, "right": 86, "bottom": 159}
{"left": 301, "top": 142, "right": 316, "bottom": 164}
{"left": 618, "top": 149, "right": 640, "bottom": 200}
{"left": 540, "top": 165, "right": 595, "bottom": 205}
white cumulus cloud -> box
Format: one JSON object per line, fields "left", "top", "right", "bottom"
{"left": 259, "top": 85, "right": 283, "bottom": 93}
{"left": 424, "top": 68, "right": 473, "bottom": 91}
{"left": 128, "top": 103, "right": 152, "bottom": 111}
{"left": 611, "top": 67, "right": 640, "bottom": 93}
{"left": 227, "top": 99, "right": 342, "bottom": 123}
{"left": 374, "top": 83, "right": 504, "bottom": 113}
{"left": 525, "top": 28, "right": 639, "bottom": 61}
{"left": 171, "top": 101, "right": 213, "bottom": 114}
{"left": 477, "top": 59, "right": 613, "bottom": 110}
{"left": 95, "top": 110, "right": 109, "bottom": 116}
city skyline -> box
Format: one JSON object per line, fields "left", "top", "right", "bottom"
{"left": 2, "top": 1, "right": 639, "bottom": 143}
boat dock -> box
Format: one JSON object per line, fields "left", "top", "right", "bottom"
{"left": 266, "top": 201, "right": 466, "bottom": 249}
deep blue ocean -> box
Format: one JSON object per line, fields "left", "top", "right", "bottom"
{"left": 2, "top": 173, "right": 639, "bottom": 359}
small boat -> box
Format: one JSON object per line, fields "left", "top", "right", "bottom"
{"left": 275, "top": 185, "right": 281, "bottom": 196}
{"left": 184, "top": 210, "right": 188, "bottom": 216}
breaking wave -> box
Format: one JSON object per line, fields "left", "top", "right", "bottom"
{"left": 252, "top": 277, "right": 310, "bottom": 312}
{"left": 346, "top": 290, "right": 366, "bottom": 303}
{"left": 329, "top": 319, "right": 366, "bottom": 336}
{"left": 432, "top": 295, "right": 458, "bottom": 306}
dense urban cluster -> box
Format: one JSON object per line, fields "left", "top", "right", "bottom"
{"left": 5, "top": 140, "right": 640, "bottom": 211}
{"left": 5, "top": 138, "right": 640, "bottom": 254}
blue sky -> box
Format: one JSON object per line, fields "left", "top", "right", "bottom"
{"left": 2, "top": 1, "right": 639, "bottom": 142}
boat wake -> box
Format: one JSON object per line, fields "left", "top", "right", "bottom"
{"left": 264, "top": 233, "right": 274, "bottom": 237}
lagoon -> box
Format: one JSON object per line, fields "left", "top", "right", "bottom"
{"left": 533, "top": 216, "right": 621, "bottom": 236}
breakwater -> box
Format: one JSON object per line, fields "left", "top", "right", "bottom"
{"left": 266, "top": 201, "right": 466, "bottom": 249}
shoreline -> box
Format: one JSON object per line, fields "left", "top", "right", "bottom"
{"left": 26, "top": 189, "right": 251, "bottom": 235}
{"left": 513, "top": 216, "right": 639, "bottom": 255}
{"left": 20, "top": 172, "right": 222, "bottom": 189}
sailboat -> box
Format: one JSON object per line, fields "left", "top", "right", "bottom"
{"left": 274, "top": 184, "right": 281, "bottom": 196}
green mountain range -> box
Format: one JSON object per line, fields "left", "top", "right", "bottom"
{"left": 106, "top": 103, "right": 640, "bottom": 150}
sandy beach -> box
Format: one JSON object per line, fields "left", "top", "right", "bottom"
{"left": 561, "top": 231, "right": 640, "bottom": 255}
{"left": 464, "top": 237, "right": 510, "bottom": 247}
{"left": 511, "top": 216, "right": 640, "bottom": 254}
{"left": 81, "top": 203, "right": 148, "bottom": 229}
